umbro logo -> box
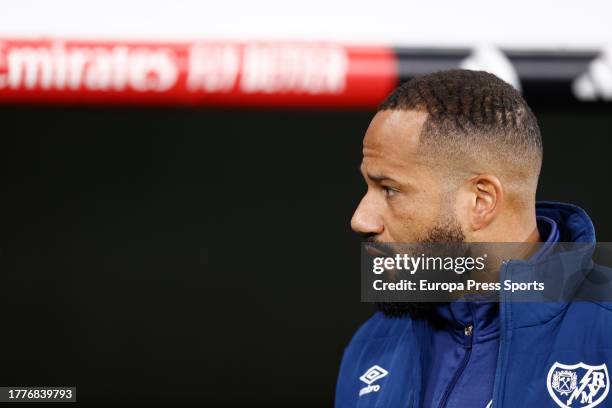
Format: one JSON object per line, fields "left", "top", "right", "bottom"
{"left": 358, "top": 365, "right": 388, "bottom": 397}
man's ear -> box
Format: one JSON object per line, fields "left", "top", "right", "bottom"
{"left": 468, "top": 174, "right": 503, "bottom": 231}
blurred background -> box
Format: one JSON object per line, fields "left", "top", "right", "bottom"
{"left": 0, "top": 0, "right": 611, "bottom": 406}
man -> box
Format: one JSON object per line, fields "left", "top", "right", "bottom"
{"left": 335, "top": 70, "right": 612, "bottom": 407}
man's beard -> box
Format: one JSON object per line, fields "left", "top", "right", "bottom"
{"left": 374, "top": 215, "right": 466, "bottom": 320}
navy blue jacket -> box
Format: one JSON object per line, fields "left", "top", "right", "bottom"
{"left": 335, "top": 202, "right": 612, "bottom": 408}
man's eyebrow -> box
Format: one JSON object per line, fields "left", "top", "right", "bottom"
{"left": 359, "top": 168, "right": 397, "bottom": 183}
{"left": 368, "top": 174, "right": 396, "bottom": 183}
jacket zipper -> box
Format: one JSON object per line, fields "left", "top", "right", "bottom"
{"left": 437, "top": 323, "right": 474, "bottom": 408}
{"left": 491, "top": 260, "right": 511, "bottom": 408}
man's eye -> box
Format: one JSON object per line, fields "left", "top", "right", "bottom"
{"left": 383, "top": 186, "right": 397, "bottom": 198}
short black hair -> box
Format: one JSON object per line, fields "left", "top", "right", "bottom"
{"left": 379, "top": 69, "right": 542, "bottom": 181}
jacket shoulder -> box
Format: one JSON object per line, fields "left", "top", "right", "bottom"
{"left": 348, "top": 312, "right": 412, "bottom": 345}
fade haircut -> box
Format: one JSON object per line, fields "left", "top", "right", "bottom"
{"left": 378, "top": 69, "right": 543, "bottom": 193}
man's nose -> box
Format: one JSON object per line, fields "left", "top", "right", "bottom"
{"left": 351, "top": 196, "right": 384, "bottom": 235}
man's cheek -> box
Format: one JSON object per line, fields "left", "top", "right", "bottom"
{"left": 387, "top": 219, "right": 418, "bottom": 242}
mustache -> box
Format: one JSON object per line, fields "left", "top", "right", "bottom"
{"left": 363, "top": 234, "right": 397, "bottom": 255}
{"left": 363, "top": 233, "right": 378, "bottom": 243}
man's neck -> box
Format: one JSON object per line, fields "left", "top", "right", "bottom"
{"left": 523, "top": 221, "right": 542, "bottom": 243}
{"left": 499, "top": 215, "right": 542, "bottom": 261}
{"left": 497, "top": 210, "right": 542, "bottom": 243}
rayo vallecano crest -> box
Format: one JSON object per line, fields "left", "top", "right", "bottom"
{"left": 547, "top": 362, "right": 609, "bottom": 408}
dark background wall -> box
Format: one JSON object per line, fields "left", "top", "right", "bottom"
{"left": 0, "top": 102, "right": 610, "bottom": 407}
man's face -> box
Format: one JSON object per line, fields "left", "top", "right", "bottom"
{"left": 351, "top": 109, "right": 465, "bottom": 243}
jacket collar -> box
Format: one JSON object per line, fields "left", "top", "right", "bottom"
{"left": 435, "top": 202, "right": 595, "bottom": 333}
{"left": 503, "top": 202, "right": 596, "bottom": 328}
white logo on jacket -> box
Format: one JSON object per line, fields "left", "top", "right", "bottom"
{"left": 547, "top": 362, "right": 609, "bottom": 408}
{"left": 358, "top": 365, "right": 388, "bottom": 396}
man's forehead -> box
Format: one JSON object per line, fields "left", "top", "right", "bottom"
{"left": 362, "top": 110, "right": 428, "bottom": 166}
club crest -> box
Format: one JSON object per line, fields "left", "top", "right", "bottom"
{"left": 547, "top": 362, "right": 609, "bottom": 408}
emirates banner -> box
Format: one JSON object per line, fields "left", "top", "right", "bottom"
{"left": 0, "top": 39, "right": 398, "bottom": 108}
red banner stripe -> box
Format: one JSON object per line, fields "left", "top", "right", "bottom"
{"left": 0, "top": 39, "right": 398, "bottom": 108}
